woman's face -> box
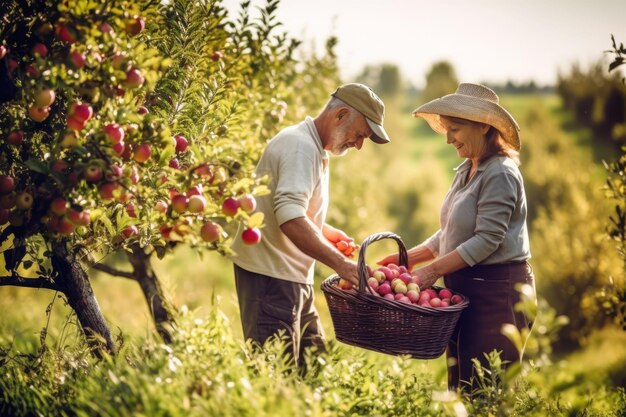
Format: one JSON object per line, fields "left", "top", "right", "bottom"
{"left": 441, "top": 116, "right": 490, "bottom": 160}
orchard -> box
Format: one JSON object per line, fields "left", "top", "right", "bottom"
{"left": 0, "top": 0, "right": 340, "bottom": 353}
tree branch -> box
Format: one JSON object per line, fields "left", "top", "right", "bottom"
{"left": 0, "top": 275, "right": 58, "bottom": 290}
{"left": 91, "top": 263, "right": 135, "bottom": 280}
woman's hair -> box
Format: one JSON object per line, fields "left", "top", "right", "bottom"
{"left": 442, "top": 116, "right": 520, "bottom": 166}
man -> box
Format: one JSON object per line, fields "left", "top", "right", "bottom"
{"left": 229, "top": 83, "right": 390, "bottom": 365}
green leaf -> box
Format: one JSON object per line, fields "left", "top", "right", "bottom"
{"left": 248, "top": 212, "right": 264, "bottom": 228}
{"left": 24, "top": 158, "right": 49, "bottom": 174}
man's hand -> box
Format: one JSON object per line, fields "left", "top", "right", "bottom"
{"left": 323, "top": 224, "right": 358, "bottom": 257}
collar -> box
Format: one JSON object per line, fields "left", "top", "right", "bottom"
{"left": 304, "top": 116, "right": 329, "bottom": 161}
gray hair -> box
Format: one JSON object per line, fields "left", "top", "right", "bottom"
{"left": 323, "top": 97, "right": 359, "bottom": 121}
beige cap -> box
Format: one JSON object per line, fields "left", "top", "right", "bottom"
{"left": 331, "top": 83, "right": 390, "bottom": 144}
{"left": 412, "top": 83, "right": 521, "bottom": 150}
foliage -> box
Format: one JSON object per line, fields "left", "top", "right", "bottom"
{"left": 1, "top": 296, "right": 624, "bottom": 417}
{"left": 599, "top": 35, "right": 626, "bottom": 330}
{"left": 420, "top": 61, "right": 458, "bottom": 104}
{"left": 557, "top": 47, "right": 626, "bottom": 148}
{"left": 521, "top": 102, "right": 624, "bottom": 350}
{"left": 355, "top": 63, "right": 403, "bottom": 97}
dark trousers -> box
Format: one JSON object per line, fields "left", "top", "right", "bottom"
{"left": 444, "top": 261, "right": 535, "bottom": 391}
{"left": 233, "top": 264, "right": 326, "bottom": 366}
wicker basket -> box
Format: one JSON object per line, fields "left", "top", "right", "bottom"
{"left": 321, "top": 232, "right": 469, "bottom": 359}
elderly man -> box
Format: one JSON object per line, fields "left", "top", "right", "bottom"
{"left": 230, "top": 83, "right": 390, "bottom": 366}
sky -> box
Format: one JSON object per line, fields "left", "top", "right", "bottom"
{"left": 221, "top": 0, "right": 626, "bottom": 88}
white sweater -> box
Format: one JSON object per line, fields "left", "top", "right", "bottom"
{"left": 230, "top": 117, "right": 329, "bottom": 284}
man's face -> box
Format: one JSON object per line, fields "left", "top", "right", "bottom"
{"left": 327, "top": 110, "right": 373, "bottom": 156}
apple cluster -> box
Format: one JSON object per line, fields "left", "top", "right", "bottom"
{"left": 337, "top": 263, "right": 464, "bottom": 308}
{"left": 334, "top": 239, "right": 357, "bottom": 257}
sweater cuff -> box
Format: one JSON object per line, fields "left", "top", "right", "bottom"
{"left": 275, "top": 203, "right": 307, "bottom": 226}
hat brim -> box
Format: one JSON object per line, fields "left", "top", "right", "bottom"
{"left": 366, "top": 118, "right": 390, "bottom": 144}
{"left": 412, "top": 95, "right": 520, "bottom": 150}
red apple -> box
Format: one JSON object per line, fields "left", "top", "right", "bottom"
{"left": 398, "top": 272, "right": 412, "bottom": 285}
{"left": 174, "top": 135, "right": 188, "bottom": 152}
{"left": 69, "top": 102, "right": 93, "bottom": 122}
{"left": 15, "top": 192, "right": 34, "bottom": 210}
{"left": 221, "top": 197, "right": 240, "bottom": 216}
{"left": 211, "top": 51, "right": 224, "bottom": 62}
{"left": 187, "top": 195, "right": 206, "bottom": 213}
{"left": 98, "top": 22, "right": 114, "bottom": 34}
{"left": 429, "top": 297, "right": 442, "bottom": 308}
{"left": 125, "top": 16, "right": 145, "bottom": 36}
{"left": 32, "top": 43, "right": 48, "bottom": 57}
{"left": 7, "top": 130, "right": 23, "bottom": 146}
{"left": 377, "top": 266, "right": 394, "bottom": 281}
{"left": 155, "top": 200, "right": 169, "bottom": 213}
{"left": 169, "top": 158, "right": 181, "bottom": 169}
{"left": 97, "top": 183, "right": 116, "bottom": 201}
{"left": 378, "top": 282, "right": 392, "bottom": 296}
{"left": 451, "top": 294, "right": 463, "bottom": 305}
{"left": 28, "top": 106, "right": 50, "bottom": 122}
{"left": 0, "top": 45, "right": 7, "bottom": 59}
{"left": 0, "top": 193, "right": 16, "bottom": 209}
{"left": 50, "top": 198, "right": 67, "bottom": 216}
{"left": 186, "top": 185, "right": 202, "bottom": 197}
{"left": 68, "top": 51, "right": 86, "bottom": 69}
{"left": 56, "top": 217, "right": 76, "bottom": 235}
{"left": 124, "top": 68, "right": 144, "bottom": 88}
{"left": 407, "top": 290, "right": 420, "bottom": 303}
{"left": 133, "top": 143, "right": 151, "bottom": 163}
{"left": 0, "top": 175, "right": 15, "bottom": 193}
{"left": 238, "top": 194, "right": 257, "bottom": 213}
{"left": 122, "top": 225, "right": 138, "bottom": 239}
{"left": 103, "top": 123, "right": 124, "bottom": 143}
{"left": 84, "top": 165, "right": 103, "bottom": 182}
{"left": 438, "top": 289, "right": 453, "bottom": 300}
{"left": 0, "top": 209, "right": 9, "bottom": 225}
{"left": 126, "top": 203, "right": 137, "bottom": 218}
{"left": 200, "top": 221, "right": 222, "bottom": 242}
{"left": 137, "top": 106, "right": 149, "bottom": 115}
{"left": 241, "top": 227, "right": 261, "bottom": 245}
{"left": 55, "top": 24, "right": 77, "bottom": 43}
{"left": 67, "top": 116, "right": 86, "bottom": 131}
{"left": 52, "top": 160, "right": 69, "bottom": 173}
{"left": 34, "top": 88, "right": 55, "bottom": 108}
{"left": 337, "top": 278, "right": 353, "bottom": 290}
{"left": 171, "top": 194, "right": 189, "bottom": 214}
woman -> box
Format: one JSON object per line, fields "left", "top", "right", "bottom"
{"left": 378, "top": 83, "right": 535, "bottom": 392}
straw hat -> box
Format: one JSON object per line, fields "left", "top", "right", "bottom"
{"left": 412, "top": 83, "right": 521, "bottom": 150}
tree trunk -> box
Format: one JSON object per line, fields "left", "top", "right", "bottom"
{"left": 51, "top": 242, "right": 116, "bottom": 356}
{"left": 127, "top": 243, "right": 176, "bottom": 343}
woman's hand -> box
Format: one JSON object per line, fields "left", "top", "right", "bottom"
{"left": 376, "top": 252, "right": 399, "bottom": 267}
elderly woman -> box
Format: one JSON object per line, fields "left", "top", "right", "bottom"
{"left": 379, "top": 83, "right": 536, "bottom": 392}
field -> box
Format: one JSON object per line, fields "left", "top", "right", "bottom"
{"left": 2, "top": 92, "right": 626, "bottom": 416}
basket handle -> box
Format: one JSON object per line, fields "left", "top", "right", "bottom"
{"left": 357, "top": 232, "right": 408, "bottom": 294}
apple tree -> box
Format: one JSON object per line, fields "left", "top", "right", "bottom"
{"left": 0, "top": 0, "right": 342, "bottom": 353}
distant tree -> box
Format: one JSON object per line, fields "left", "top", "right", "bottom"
{"left": 355, "top": 63, "right": 402, "bottom": 97}
{"left": 420, "top": 61, "right": 458, "bottom": 103}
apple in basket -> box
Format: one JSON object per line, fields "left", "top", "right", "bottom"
{"left": 333, "top": 264, "right": 465, "bottom": 307}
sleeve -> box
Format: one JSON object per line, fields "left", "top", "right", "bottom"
{"left": 457, "top": 171, "right": 518, "bottom": 265}
{"left": 273, "top": 148, "right": 321, "bottom": 226}
{"left": 423, "top": 229, "right": 442, "bottom": 257}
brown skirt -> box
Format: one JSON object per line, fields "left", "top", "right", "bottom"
{"left": 444, "top": 261, "right": 535, "bottom": 391}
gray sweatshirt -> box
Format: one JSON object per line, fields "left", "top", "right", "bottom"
{"left": 424, "top": 155, "right": 531, "bottom": 266}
